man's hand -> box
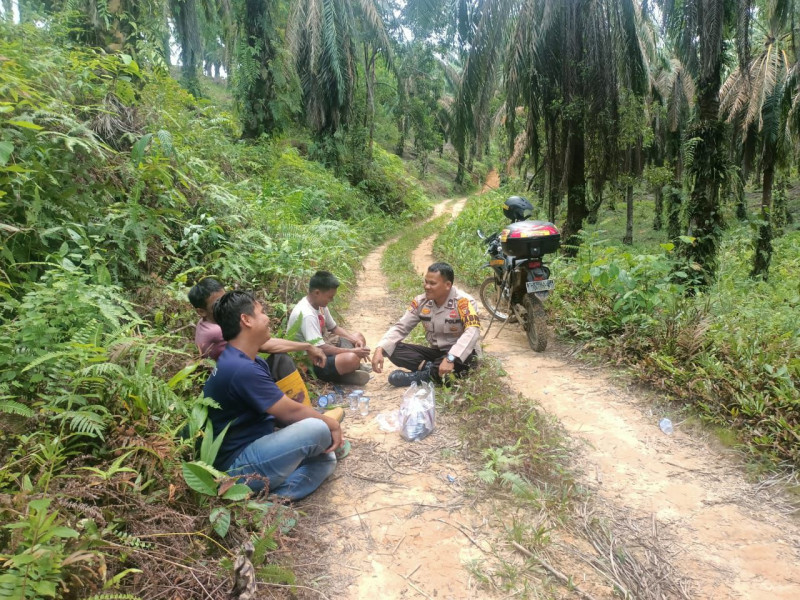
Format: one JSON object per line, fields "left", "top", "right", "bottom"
{"left": 325, "top": 421, "right": 344, "bottom": 453}
{"left": 438, "top": 358, "right": 455, "bottom": 378}
{"left": 352, "top": 346, "right": 371, "bottom": 360}
{"left": 306, "top": 345, "right": 326, "bottom": 368}
{"left": 371, "top": 347, "right": 384, "bottom": 373}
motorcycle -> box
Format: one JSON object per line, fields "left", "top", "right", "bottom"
{"left": 477, "top": 220, "right": 560, "bottom": 352}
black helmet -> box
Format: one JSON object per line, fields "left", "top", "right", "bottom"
{"left": 503, "top": 196, "right": 533, "bottom": 222}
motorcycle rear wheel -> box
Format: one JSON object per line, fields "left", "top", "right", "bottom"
{"left": 479, "top": 276, "right": 509, "bottom": 321}
{"left": 522, "top": 293, "right": 548, "bottom": 352}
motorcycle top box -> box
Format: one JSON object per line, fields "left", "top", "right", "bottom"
{"left": 500, "top": 220, "right": 561, "bottom": 258}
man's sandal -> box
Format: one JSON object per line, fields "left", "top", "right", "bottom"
{"left": 335, "top": 440, "right": 351, "bottom": 460}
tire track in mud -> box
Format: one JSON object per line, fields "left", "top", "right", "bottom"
{"left": 409, "top": 201, "right": 800, "bottom": 599}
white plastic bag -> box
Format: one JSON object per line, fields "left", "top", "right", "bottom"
{"left": 400, "top": 381, "right": 436, "bottom": 441}
{"left": 375, "top": 410, "right": 401, "bottom": 432}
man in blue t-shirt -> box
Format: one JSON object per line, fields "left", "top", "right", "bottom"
{"left": 204, "top": 290, "right": 344, "bottom": 501}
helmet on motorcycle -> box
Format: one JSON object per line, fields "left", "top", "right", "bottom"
{"left": 502, "top": 196, "right": 533, "bottom": 222}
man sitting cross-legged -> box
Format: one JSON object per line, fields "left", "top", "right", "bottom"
{"left": 189, "top": 277, "right": 327, "bottom": 407}
{"left": 372, "top": 262, "right": 481, "bottom": 387}
{"left": 204, "top": 291, "right": 344, "bottom": 501}
{"left": 287, "top": 270, "right": 370, "bottom": 386}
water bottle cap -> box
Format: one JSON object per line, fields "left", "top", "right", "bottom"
{"left": 318, "top": 395, "right": 329, "bottom": 407}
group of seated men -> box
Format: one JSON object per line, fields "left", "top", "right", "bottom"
{"left": 189, "top": 262, "right": 481, "bottom": 501}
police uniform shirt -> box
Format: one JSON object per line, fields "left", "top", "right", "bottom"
{"left": 377, "top": 286, "right": 480, "bottom": 361}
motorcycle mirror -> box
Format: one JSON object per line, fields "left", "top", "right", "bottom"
{"left": 477, "top": 229, "right": 485, "bottom": 239}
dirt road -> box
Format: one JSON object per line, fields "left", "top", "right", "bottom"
{"left": 305, "top": 197, "right": 800, "bottom": 599}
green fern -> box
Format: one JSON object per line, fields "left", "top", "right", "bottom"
{"left": 58, "top": 407, "right": 110, "bottom": 439}
{"left": 155, "top": 129, "right": 175, "bottom": 158}
{"left": 0, "top": 399, "right": 34, "bottom": 418}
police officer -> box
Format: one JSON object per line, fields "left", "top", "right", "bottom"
{"left": 372, "top": 262, "right": 480, "bottom": 387}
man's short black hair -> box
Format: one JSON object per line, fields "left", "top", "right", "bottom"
{"left": 213, "top": 290, "right": 257, "bottom": 341}
{"left": 309, "top": 270, "right": 340, "bottom": 292}
{"left": 427, "top": 262, "right": 454, "bottom": 283}
{"left": 188, "top": 277, "right": 224, "bottom": 309}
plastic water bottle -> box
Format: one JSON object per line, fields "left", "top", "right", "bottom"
{"left": 659, "top": 418, "right": 674, "bottom": 435}
{"left": 317, "top": 394, "right": 330, "bottom": 408}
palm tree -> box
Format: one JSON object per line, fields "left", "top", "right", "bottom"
{"left": 506, "top": 0, "right": 647, "bottom": 252}
{"left": 232, "top": 0, "right": 281, "bottom": 138}
{"left": 653, "top": 55, "right": 696, "bottom": 240}
{"left": 170, "top": 0, "right": 202, "bottom": 96}
{"left": 658, "top": 0, "right": 742, "bottom": 288}
{"left": 287, "top": 0, "right": 391, "bottom": 146}
{"left": 719, "top": 0, "right": 796, "bottom": 279}
{"left": 450, "top": 0, "right": 515, "bottom": 186}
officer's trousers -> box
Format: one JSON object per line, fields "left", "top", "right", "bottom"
{"left": 386, "top": 342, "right": 476, "bottom": 382}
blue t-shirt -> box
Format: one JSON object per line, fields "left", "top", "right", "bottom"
{"left": 203, "top": 345, "right": 285, "bottom": 470}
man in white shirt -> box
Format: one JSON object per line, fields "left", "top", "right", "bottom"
{"left": 287, "top": 271, "right": 370, "bottom": 385}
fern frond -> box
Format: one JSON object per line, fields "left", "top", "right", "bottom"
{"left": 0, "top": 399, "right": 34, "bottom": 417}
{"left": 156, "top": 129, "right": 175, "bottom": 158}
{"left": 57, "top": 407, "right": 110, "bottom": 439}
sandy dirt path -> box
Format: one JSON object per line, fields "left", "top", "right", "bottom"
{"left": 306, "top": 198, "right": 504, "bottom": 600}
{"left": 408, "top": 200, "right": 800, "bottom": 599}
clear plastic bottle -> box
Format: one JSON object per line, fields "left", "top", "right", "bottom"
{"left": 659, "top": 418, "right": 674, "bottom": 435}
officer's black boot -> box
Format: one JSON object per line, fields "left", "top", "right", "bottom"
{"left": 387, "top": 364, "right": 433, "bottom": 387}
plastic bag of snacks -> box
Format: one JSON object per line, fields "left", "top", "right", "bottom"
{"left": 400, "top": 381, "right": 436, "bottom": 441}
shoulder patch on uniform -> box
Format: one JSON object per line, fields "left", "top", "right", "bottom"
{"left": 408, "top": 299, "right": 419, "bottom": 312}
{"left": 457, "top": 297, "right": 480, "bottom": 329}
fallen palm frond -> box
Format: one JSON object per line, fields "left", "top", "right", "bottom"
{"left": 567, "top": 503, "right": 693, "bottom": 600}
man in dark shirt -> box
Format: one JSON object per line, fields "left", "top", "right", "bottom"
{"left": 204, "top": 290, "right": 343, "bottom": 501}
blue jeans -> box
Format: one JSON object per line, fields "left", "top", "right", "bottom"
{"left": 228, "top": 419, "right": 336, "bottom": 500}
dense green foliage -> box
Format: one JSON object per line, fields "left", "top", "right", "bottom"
{"left": 437, "top": 190, "right": 800, "bottom": 466}
{"left": 0, "top": 21, "right": 428, "bottom": 597}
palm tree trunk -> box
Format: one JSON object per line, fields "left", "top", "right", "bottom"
{"left": 587, "top": 178, "right": 603, "bottom": 224}
{"left": 172, "top": 0, "right": 202, "bottom": 97}
{"left": 653, "top": 185, "right": 663, "bottom": 230}
{"left": 623, "top": 183, "right": 634, "bottom": 245}
{"left": 751, "top": 146, "right": 775, "bottom": 279}
{"left": 683, "top": 0, "right": 726, "bottom": 288}
{"left": 666, "top": 182, "right": 682, "bottom": 242}
{"left": 239, "top": 0, "right": 278, "bottom": 138}
{"left": 734, "top": 170, "right": 747, "bottom": 220}
{"left": 561, "top": 0, "right": 587, "bottom": 255}
{"left": 562, "top": 123, "right": 587, "bottom": 254}
{"left": 364, "top": 45, "right": 378, "bottom": 164}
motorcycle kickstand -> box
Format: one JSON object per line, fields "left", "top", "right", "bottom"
{"left": 493, "top": 300, "right": 526, "bottom": 339}
{"left": 482, "top": 270, "right": 512, "bottom": 341}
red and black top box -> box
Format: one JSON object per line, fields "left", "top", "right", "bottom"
{"left": 500, "top": 221, "right": 561, "bottom": 258}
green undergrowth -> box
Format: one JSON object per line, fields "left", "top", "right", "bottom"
{"left": 438, "top": 189, "right": 800, "bottom": 470}
{"left": 0, "top": 21, "right": 431, "bottom": 599}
